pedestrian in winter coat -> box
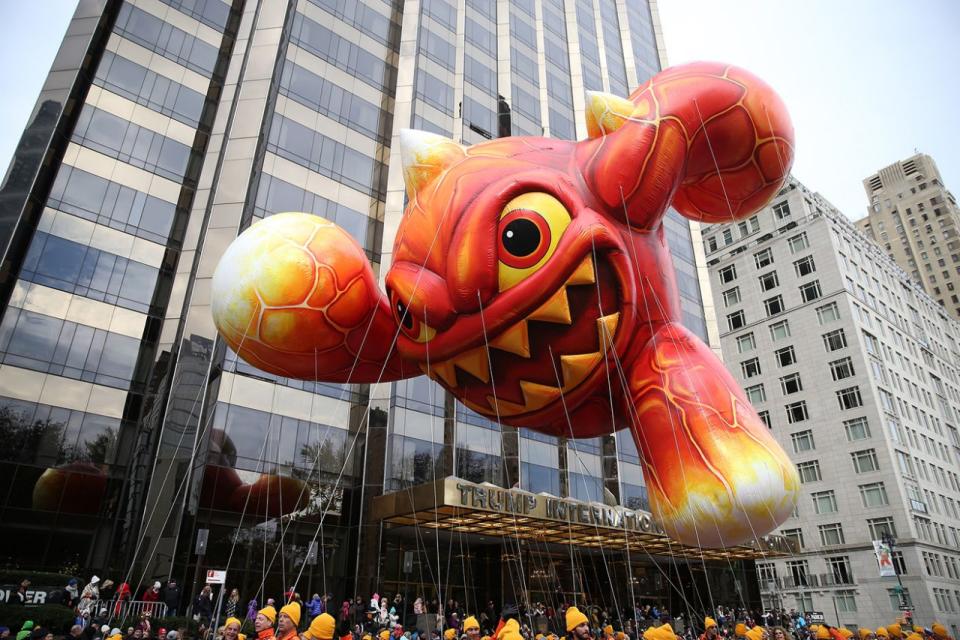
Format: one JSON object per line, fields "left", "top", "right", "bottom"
{"left": 195, "top": 586, "right": 214, "bottom": 622}
{"left": 64, "top": 579, "right": 80, "bottom": 609}
{"left": 162, "top": 581, "right": 181, "bottom": 618}
{"left": 225, "top": 589, "right": 241, "bottom": 618}
{"left": 307, "top": 595, "right": 323, "bottom": 618}
{"left": 247, "top": 600, "right": 259, "bottom": 621}
{"left": 79, "top": 577, "right": 101, "bottom": 616}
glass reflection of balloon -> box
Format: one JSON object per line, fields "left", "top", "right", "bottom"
{"left": 211, "top": 62, "right": 800, "bottom": 548}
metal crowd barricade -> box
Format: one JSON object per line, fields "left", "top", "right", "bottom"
{"left": 95, "top": 599, "right": 169, "bottom": 621}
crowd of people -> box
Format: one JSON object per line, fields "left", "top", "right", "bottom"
{"left": 2, "top": 581, "right": 957, "bottom": 640}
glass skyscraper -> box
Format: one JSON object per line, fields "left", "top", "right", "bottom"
{"left": 0, "top": 0, "right": 734, "bottom": 612}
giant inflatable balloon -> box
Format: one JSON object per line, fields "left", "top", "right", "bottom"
{"left": 212, "top": 62, "right": 800, "bottom": 547}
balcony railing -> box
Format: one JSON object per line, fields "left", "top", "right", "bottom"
{"left": 759, "top": 572, "right": 855, "bottom": 592}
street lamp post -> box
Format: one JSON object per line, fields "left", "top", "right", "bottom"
{"left": 882, "top": 532, "right": 913, "bottom": 626}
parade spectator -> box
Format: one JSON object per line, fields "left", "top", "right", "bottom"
{"left": 162, "top": 581, "right": 181, "bottom": 618}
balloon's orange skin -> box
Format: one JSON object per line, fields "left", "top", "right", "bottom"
{"left": 212, "top": 62, "right": 800, "bottom": 547}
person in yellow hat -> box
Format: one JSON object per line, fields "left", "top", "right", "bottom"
{"left": 888, "top": 624, "right": 903, "bottom": 640}
{"left": 912, "top": 628, "right": 923, "bottom": 635}
{"left": 735, "top": 624, "right": 748, "bottom": 639}
{"left": 302, "top": 613, "right": 335, "bottom": 640}
{"left": 565, "top": 607, "right": 591, "bottom": 640}
{"left": 643, "top": 624, "right": 677, "bottom": 640}
{"left": 700, "top": 619, "right": 718, "bottom": 640}
{"left": 858, "top": 629, "right": 874, "bottom": 640}
{"left": 277, "top": 604, "right": 300, "bottom": 640}
{"left": 463, "top": 617, "right": 481, "bottom": 640}
{"left": 255, "top": 606, "right": 277, "bottom": 640}
{"left": 602, "top": 627, "right": 614, "bottom": 640}
{"left": 616, "top": 633, "right": 626, "bottom": 640}
{"left": 932, "top": 624, "right": 949, "bottom": 640}
{"left": 876, "top": 628, "right": 888, "bottom": 639}
{"left": 500, "top": 620, "right": 523, "bottom": 640}
{"left": 377, "top": 631, "right": 390, "bottom": 640}
{"left": 224, "top": 617, "right": 244, "bottom": 640}
{"left": 816, "top": 627, "right": 831, "bottom": 640}
{"left": 444, "top": 630, "right": 457, "bottom": 640}
{"left": 905, "top": 633, "right": 922, "bottom": 640}
{"left": 839, "top": 629, "right": 854, "bottom": 639}
{"left": 745, "top": 626, "right": 766, "bottom": 640}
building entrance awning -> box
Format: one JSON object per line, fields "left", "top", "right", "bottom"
{"left": 371, "top": 477, "right": 797, "bottom": 561}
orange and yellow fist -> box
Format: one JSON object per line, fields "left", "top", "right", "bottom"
{"left": 630, "top": 324, "right": 800, "bottom": 548}
{"left": 211, "top": 212, "right": 380, "bottom": 380}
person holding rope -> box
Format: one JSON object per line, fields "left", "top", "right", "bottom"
{"left": 565, "top": 607, "right": 592, "bottom": 640}
{"left": 255, "top": 606, "right": 277, "bottom": 640}
{"left": 301, "top": 613, "right": 336, "bottom": 640}
{"left": 277, "top": 605, "right": 301, "bottom": 640}
{"left": 223, "top": 617, "right": 245, "bottom": 640}
{"left": 463, "top": 617, "right": 481, "bottom": 640}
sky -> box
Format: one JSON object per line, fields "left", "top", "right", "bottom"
{"left": 0, "top": 1, "right": 958, "bottom": 221}
{"left": 656, "top": 0, "right": 960, "bottom": 220}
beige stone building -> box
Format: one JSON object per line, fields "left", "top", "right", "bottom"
{"left": 856, "top": 153, "right": 960, "bottom": 320}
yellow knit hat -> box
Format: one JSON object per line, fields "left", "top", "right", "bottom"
{"left": 482, "top": 636, "right": 491, "bottom": 640}
{"left": 305, "top": 614, "right": 335, "bottom": 640}
{"left": 643, "top": 624, "right": 677, "bottom": 640}
{"left": 933, "top": 625, "right": 948, "bottom": 639}
{"left": 912, "top": 628, "right": 922, "bottom": 635}
{"left": 280, "top": 604, "right": 301, "bottom": 627}
{"left": 464, "top": 617, "right": 480, "bottom": 632}
{"left": 817, "top": 627, "right": 831, "bottom": 640}
{"left": 225, "top": 618, "right": 242, "bottom": 630}
{"left": 736, "top": 625, "right": 748, "bottom": 637}
{"left": 604, "top": 627, "right": 614, "bottom": 636}
{"left": 859, "top": 630, "right": 872, "bottom": 639}
{"left": 840, "top": 630, "right": 854, "bottom": 639}
{"left": 906, "top": 634, "right": 923, "bottom": 640}
{"left": 746, "top": 627, "right": 764, "bottom": 640}
{"left": 445, "top": 630, "right": 457, "bottom": 640}
{"left": 258, "top": 606, "right": 277, "bottom": 625}
{"left": 617, "top": 633, "right": 626, "bottom": 640}
{"left": 379, "top": 631, "right": 390, "bottom": 640}
{"left": 888, "top": 625, "right": 902, "bottom": 639}
{"left": 566, "top": 607, "right": 589, "bottom": 632}
{"left": 876, "top": 629, "right": 888, "bottom": 638}
{"left": 706, "top": 619, "right": 718, "bottom": 630}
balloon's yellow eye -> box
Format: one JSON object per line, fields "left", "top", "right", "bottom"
{"left": 497, "top": 192, "right": 571, "bottom": 291}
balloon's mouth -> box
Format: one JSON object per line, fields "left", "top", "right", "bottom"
{"left": 422, "top": 253, "right": 621, "bottom": 418}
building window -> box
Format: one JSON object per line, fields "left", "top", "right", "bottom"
{"left": 769, "top": 320, "right": 791, "bottom": 340}
{"left": 888, "top": 588, "right": 913, "bottom": 610}
{"left": 736, "top": 333, "right": 756, "bottom": 353}
{"left": 852, "top": 449, "right": 880, "bottom": 473}
{"left": 892, "top": 551, "right": 907, "bottom": 574}
{"left": 759, "top": 271, "right": 780, "bottom": 291}
{"left": 773, "top": 201, "right": 791, "bottom": 220}
{"left": 819, "top": 522, "right": 845, "bottom": 545}
{"left": 837, "top": 386, "right": 863, "bottom": 410}
{"left": 706, "top": 236, "right": 718, "bottom": 252}
{"left": 834, "top": 590, "right": 857, "bottom": 613}
{"left": 755, "top": 248, "right": 774, "bottom": 269}
{"left": 723, "top": 287, "right": 741, "bottom": 307}
{"left": 741, "top": 358, "right": 762, "bottom": 378}
{"left": 757, "top": 410, "right": 772, "bottom": 429}
{"left": 860, "top": 482, "right": 889, "bottom": 507}
{"left": 868, "top": 516, "right": 896, "bottom": 540}
{"left": 783, "top": 529, "right": 805, "bottom": 550}
{"left": 745, "top": 384, "right": 766, "bottom": 404}
{"left": 844, "top": 417, "right": 871, "bottom": 441}
{"left": 791, "top": 429, "right": 815, "bottom": 453}
{"left": 727, "top": 310, "right": 746, "bottom": 331}
{"left": 719, "top": 264, "right": 737, "bottom": 283}
{"left": 786, "top": 401, "right": 809, "bottom": 424}
{"left": 812, "top": 490, "right": 838, "bottom": 514}
{"left": 862, "top": 331, "right": 880, "bottom": 355}
{"left": 797, "top": 460, "right": 821, "bottom": 483}
{"left": 829, "top": 357, "right": 855, "bottom": 380}
{"left": 764, "top": 295, "right": 785, "bottom": 316}
{"left": 780, "top": 373, "right": 803, "bottom": 395}
{"left": 826, "top": 556, "right": 853, "bottom": 584}
{"left": 794, "top": 255, "right": 816, "bottom": 277}
{"left": 788, "top": 232, "right": 810, "bottom": 254}
{"left": 800, "top": 280, "right": 822, "bottom": 302}
{"left": 722, "top": 228, "right": 734, "bottom": 245}
{"left": 823, "top": 328, "right": 847, "bottom": 351}
{"left": 775, "top": 346, "right": 797, "bottom": 367}
{"left": 817, "top": 301, "right": 841, "bottom": 324}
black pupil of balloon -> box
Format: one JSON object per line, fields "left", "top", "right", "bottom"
{"left": 396, "top": 300, "right": 413, "bottom": 330}
{"left": 502, "top": 217, "right": 541, "bottom": 257}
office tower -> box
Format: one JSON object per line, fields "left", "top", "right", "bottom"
{"left": 0, "top": 0, "right": 756, "bottom": 607}
{"left": 857, "top": 153, "right": 960, "bottom": 321}
{"left": 703, "top": 179, "right": 960, "bottom": 629}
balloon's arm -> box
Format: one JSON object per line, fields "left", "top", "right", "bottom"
{"left": 212, "top": 213, "right": 413, "bottom": 383}
{"left": 625, "top": 321, "right": 799, "bottom": 548}
{"left": 577, "top": 61, "right": 794, "bottom": 228}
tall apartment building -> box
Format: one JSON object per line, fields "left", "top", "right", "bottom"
{"left": 856, "top": 153, "right": 960, "bottom": 321}
{"left": 703, "top": 180, "right": 960, "bottom": 629}
{"left": 0, "top": 0, "right": 762, "bottom": 610}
